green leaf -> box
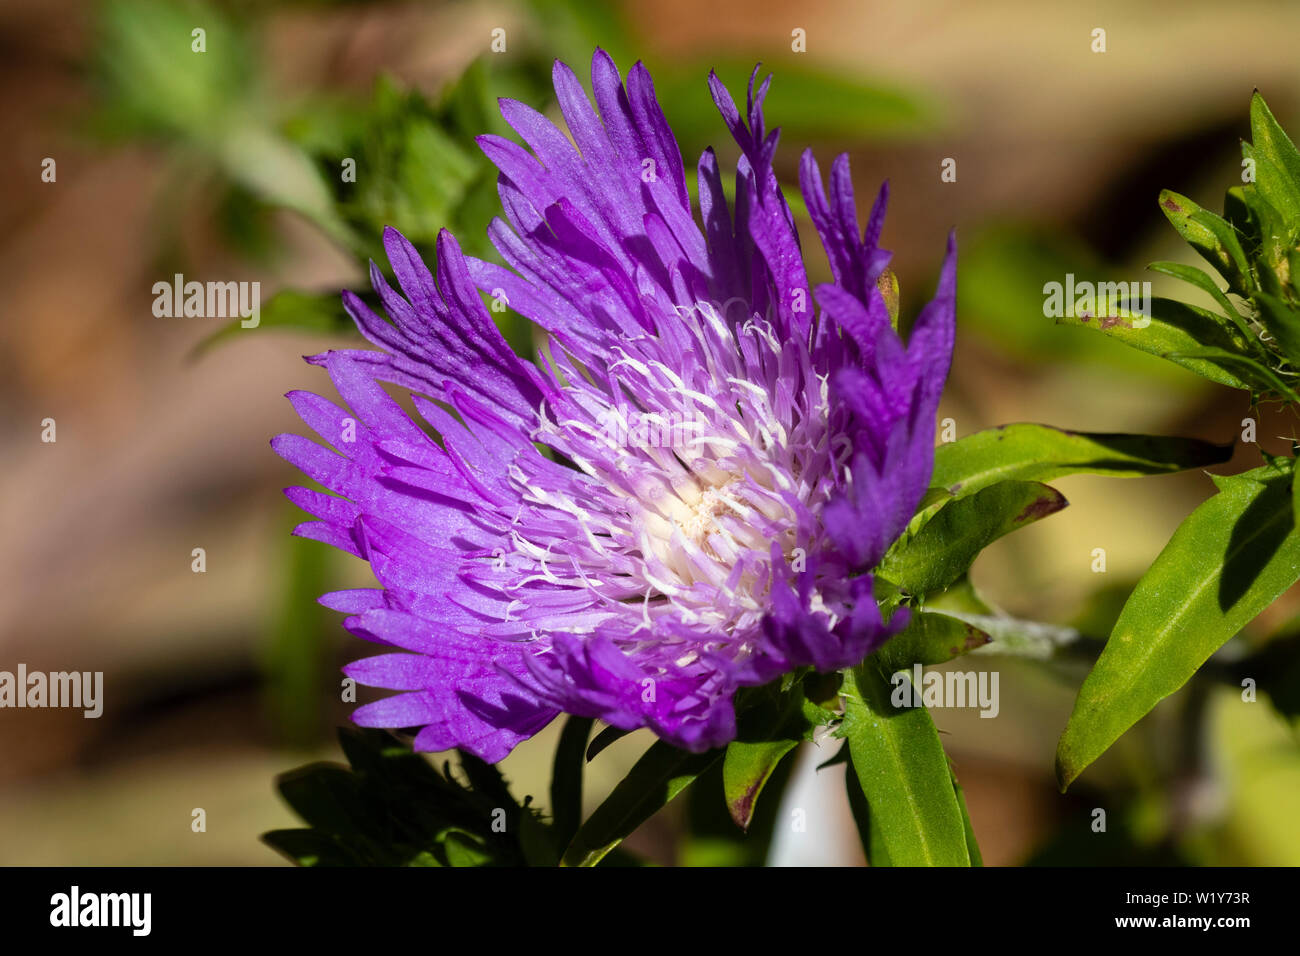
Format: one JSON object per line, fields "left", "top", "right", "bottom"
{"left": 301, "top": 73, "right": 485, "bottom": 261}
{"left": 1253, "top": 292, "right": 1300, "bottom": 366}
{"left": 1251, "top": 92, "right": 1300, "bottom": 194}
{"left": 1243, "top": 185, "right": 1296, "bottom": 286}
{"left": 951, "top": 771, "right": 983, "bottom": 867}
{"left": 1192, "top": 209, "right": 1251, "bottom": 284}
{"left": 843, "top": 748, "right": 891, "bottom": 866}
{"left": 1224, "top": 185, "right": 1260, "bottom": 243}
{"left": 879, "top": 480, "right": 1067, "bottom": 596}
{"left": 1158, "top": 190, "right": 1249, "bottom": 292}
{"left": 932, "top": 423, "right": 1233, "bottom": 498}
{"left": 549, "top": 716, "right": 592, "bottom": 852}
{"left": 1242, "top": 142, "right": 1300, "bottom": 241}
{"left": 217, "top": 123, "right": 355, "bottom": 248}
{"left": 1294, "top": 453, "right": 1300, "bottom": 524}
{"left": 266, "top": 729, "right": 541, "bottom": 867}
{"left": 277, "top": 764, "right": 370, "bottom": 836}
{"left": 876, "top": 611, "right": 990, "bottom": 671}
{"left": 441, "top": 830, "right": 494, "bottom": 867}
{"left": 1058, "top": 297, "right": 1258, "bottom": 389}
{"left": 585, "top": 724, "right": 631, "bottom": 762}
{"left": 841, "top": 663, "right": 971, "bottom": 866}
{"left": 722, "top": 739, "right": 799, "bottom": 832}
{"left": 262, "top": 828, "right": 362, "bottom": 867}
{"left": 561, "top": 742, "right": 721, "bottom": 867}
{"left": 1246, "top": 94, "right": 1300, "bottom": 232}
{"left": 1147, "top": 260, "right": 1249, "bottom": 335}
{"left": 1163, "top": 346, "right": 1300, "bottom": 403}
{"left": 1057, "top": 465, "right": 1300, "bottom": 789}
{"left": 716, "top": 679, "right": 831, "bottom": 831}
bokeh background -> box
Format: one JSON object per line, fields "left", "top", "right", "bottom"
{"left": 3, "top": 0, "right": 1300, "bottom": 865}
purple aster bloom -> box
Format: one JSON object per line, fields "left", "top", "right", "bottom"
{"left": 272, "top": 50, "right": 956, "bottom": 762}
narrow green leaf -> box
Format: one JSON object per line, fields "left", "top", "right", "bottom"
{"left": 950, "top": 770, "right": 983, "bottom": 867}
{"left": 1057, "top": 466, "right": 1300, "bottom": 789}
{"left": 932, "top": 423, "right": 1233, "bottom": 498}
{"left": 1242, "top": 142, "right": 1300, "bottom": 239}
{"left": 1163, "top": 346, "right": 1300, "bottom": 403}
{"left": 550, "top": 715, "right": 593, "bottom": 853}
{"left": 879, "top": 480, "right": 1067, "bottom": 595}
{"left": 561, "top": 742, "right": 721, "bottom": 867}
{"left": 843, "top": 748, "right": 892, "bottom": 866}
{"left": 1248, "top": 94, "right": 1300, "bottom": 228}
{"left": 585, "top": 724, "right": 631, "bottom": 762}
{"left": 1147, "top": 260, "right": 1249, "bottom": 333}
{"left": 1294, "top": 454, "right": 1300, "bottom": 527}
{"left": 262, "top": 828, "right": 360, "bottom": 867}
{"left": 841, "top": 663, "right": 970, "bottom": 866}
{"left": 1224, "top": 185, "right": 1262, "bottom": 252}
{"left": 1251, "top": 92, "right": 1300, "bottom": 192}
{"left": 1194, "top": 209, "right": 1253, "bottom": 290}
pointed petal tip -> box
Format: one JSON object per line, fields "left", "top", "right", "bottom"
{"left": 435, "top": 227, "right": 459, "bottom": 253}
{"left": 592, "top": 46, "right": 619, "bottom": 74}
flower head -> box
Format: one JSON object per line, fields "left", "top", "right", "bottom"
{"left": 273, "top": 50, "right": 956, "bottom": 761}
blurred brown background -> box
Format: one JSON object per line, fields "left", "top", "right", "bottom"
{"left": 2, "top": 0, "right": 1299, "bottom": 865}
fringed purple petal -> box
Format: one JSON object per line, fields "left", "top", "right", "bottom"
{"left": 275, "top": 51, "right": 957, "bottom": 761}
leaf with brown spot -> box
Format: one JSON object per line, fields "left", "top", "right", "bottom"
{"left": 1058, "top": 297, "right": 1256, "bottom": 390}
{"left": 722, "top": 739, "right": 799, "bottom": 831}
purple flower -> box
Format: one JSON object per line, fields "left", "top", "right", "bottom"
{"left": 273, "top": 51, "right": 956, "bottom": 761}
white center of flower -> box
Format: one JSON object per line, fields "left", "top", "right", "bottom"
{"left": 514, "top": 303, "right": 831, "bottom": 641}
{"left": 678, "top": 485, "right": 734, "bottom": 544}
